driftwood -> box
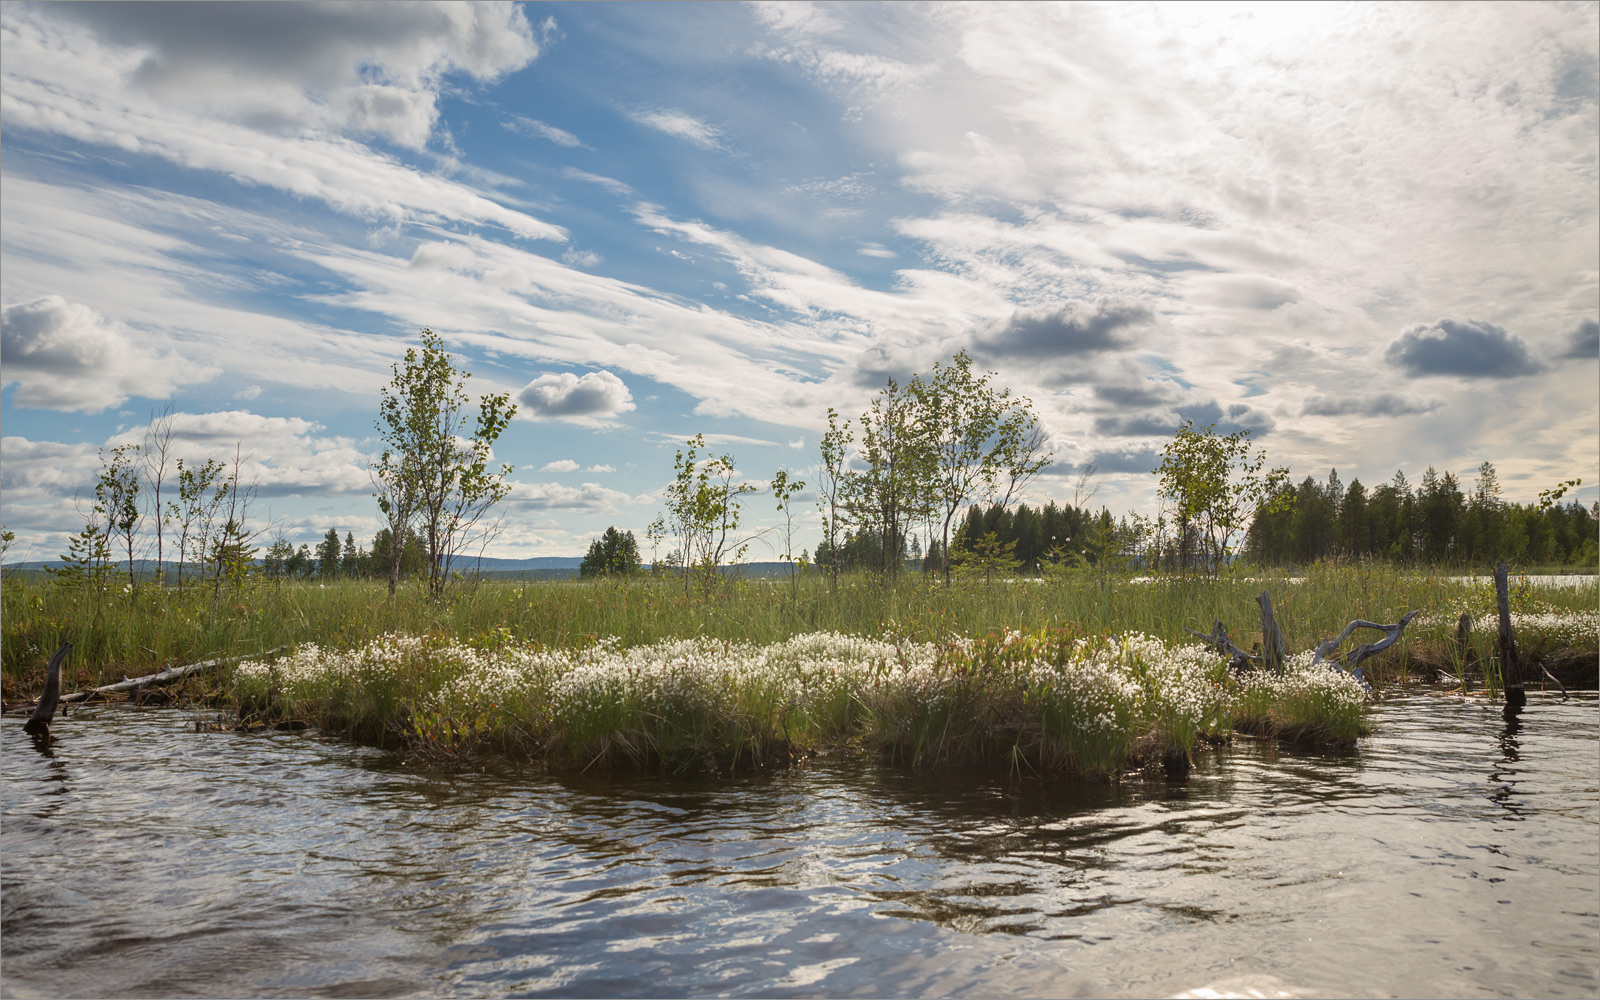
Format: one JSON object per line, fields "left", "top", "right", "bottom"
{"left": 1488, "top": 563, "right": 1568, "bottom": 704}
{"left": 1185, "top": 593, "right": 1288, "bottom": 675}
{"left": 1452, "top": 613, "right": 1475, "bottom": 687}
{"left": 1311, "top": 610, "right": 1421, "bottom": 694}
{"left": 23, "top": 643, "right": 73, "bottom": 737}
{"left": 47, "top": 648, "right": 286, "bottom": 706}
{"left": 1312, "top": 611, "right": 1422, "bottom": 670}
{"left": 1185, "top": 590, "right": 1418, "bottom": 697}
{"left": 1184, "top": 620, "right": 1256, "bottom": 670}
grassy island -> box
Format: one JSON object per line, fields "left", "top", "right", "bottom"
{"left": 5, "top": 562, "right": 1593, "bottom": 776}
{"left": 231, "top": 628, "right": 1370, "bottom": 776}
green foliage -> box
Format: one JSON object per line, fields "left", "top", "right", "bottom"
{"left": 950, "top": 530, "right": 1020, "bottom": 586}
{"left": 846, "top": 376, "right": 932, "bottom": 579}
{"left": 910, "top": 350, "right": 1051, "bottom": 583}
{"left": 171, "top": 456, "right": 228, "bottom": 587}
{"left": 49, "top": 515, "right": 112, "bottom": 589}
{"left": 316, "top": 529, "right": 344, "bottom": 578}
{"left": 816, "top": 408, "right": 853, "bottom": 586}
{"left": 97, "top": 444, "right": 143, "bottom": 594}
{"left": 3, "top": 565, "right": 1593, "bottom": 710}
{"left": 1154, "top": 419, "right": 1290, "bottom": 577}
{"left": 373, "top": 328, "right": 516, "bottom": 598}
{"left": 209, "top": 518, "right": 257, "bottom": 587}
{"left": 1245, "top": 462, "right": 1596, "bottom": 568}
{"left": 580, "top": 527, "right": 642, "bottom": 578}
{"left": 262, "top": 537, "right": 294, "bottom": 579}
{"left": 770, "top": 469, "right": 806, "bottom": 596}
{"left": 657, "top": 434, "right": 758, "bottom": 594}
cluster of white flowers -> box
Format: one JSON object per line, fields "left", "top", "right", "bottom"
{"left": 1020, "top": 646, "right": 1144, "bottom": 736}
{"left": 1507, "top": 610, "right": 1599, "bottom": 648}
{"left": 1417, "top": 606, "right": 1598, "bottom": 645}
{"left": 1120, "top": 633, "right": 1231, "bottom": 736}
{"left": 1238, "top": 650, "right": 1369, "bottom": 716}
{"left": 236, "top": 628, "right": 1366, "bottom": 757}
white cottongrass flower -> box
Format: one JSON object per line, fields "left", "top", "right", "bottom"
{"left": 235, "top": 627, "right": 1366, "bottom": 765}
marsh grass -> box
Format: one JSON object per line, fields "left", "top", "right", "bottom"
{"left": 6, "top": 565, "right": 1593, "bottom": 773}
{"left": 1232, "top": 652, "right": 1370, "bottom": 744}
{"left": 4, "top": 563, "right": 1593, "bottom": 697}
{"left": 228, "top": 626, "right": 1360, "bottom": 776}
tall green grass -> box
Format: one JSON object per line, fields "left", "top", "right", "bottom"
{"left": 229, "top": 628, "right": 1304, "bottom": 777}
{"left": 4, "top": 563, "right": 1594, "bottom": 697}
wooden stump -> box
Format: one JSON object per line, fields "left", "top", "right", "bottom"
{"left": 1495, "top": 561, "right": 1525, "bottom": 712}
{"left": 1257, "top": 591, "right": 1286, "bottom": 674}
{"left": 1454, "top": 613, "right": 1474, "bottom": 689}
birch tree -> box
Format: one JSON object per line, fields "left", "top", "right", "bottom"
{"left": 373, "top": 329, "right": 517, "bottom": 598}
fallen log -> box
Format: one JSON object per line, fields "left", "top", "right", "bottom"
{"left": 51, "top": 648, "right": 286, "bottom": 705}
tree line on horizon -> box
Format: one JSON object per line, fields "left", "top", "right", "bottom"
{"left": 16, "top": 329, "right": 1595, "bottom": 593}
{"left": 1244, "top": 464, "right": 1595, "bottom": 568}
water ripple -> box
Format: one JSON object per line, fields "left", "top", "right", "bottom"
{"left": 2, "top": 694, "right": 1595, "bottom": 998}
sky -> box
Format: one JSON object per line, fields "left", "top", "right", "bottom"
{"left": 2, "top": 0, "right": 1596, "bottom": 564}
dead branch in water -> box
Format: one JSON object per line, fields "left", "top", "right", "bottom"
{"left": 8, "top": 648, "right": 287, "bottom": 712}
{"left": 23, "top": 643, "right": 73, "bottom": 736}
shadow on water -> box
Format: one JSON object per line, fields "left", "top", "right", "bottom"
{"left": 3, "top": 695, "right": 1596, "bottom": 999}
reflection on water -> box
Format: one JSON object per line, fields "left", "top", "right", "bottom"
{"left": 3, "top": 695, "right": 1596, "bottom": 999}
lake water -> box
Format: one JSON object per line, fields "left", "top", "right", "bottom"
{"left": 3, "top": 693, "right": 1596, "bottom": 999}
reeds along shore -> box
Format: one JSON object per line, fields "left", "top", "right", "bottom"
{"left": 3, "top": 565, "right": 1594, "bottom": 770}
{"left": 229, "top": 628, "right": 1373, "bottom": 775}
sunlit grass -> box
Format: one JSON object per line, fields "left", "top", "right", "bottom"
{"left": 228, "top": 626, "right": 1375, "bottom": 775}
{"left": 5, "top": 564, "right": 1593, "bottom": 760}
{"left": 4, "top": 563, "right": 1594, "bottom": 683}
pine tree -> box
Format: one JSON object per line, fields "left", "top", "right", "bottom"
{"left": 316, "top": 529, "right": 343, "bottom": 578}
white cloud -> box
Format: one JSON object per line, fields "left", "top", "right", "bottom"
{"left": 502, "top": 114, "right": 587, "bottom": 148}
{"left": 0, "top": 296, "right": 216, "bottom": 412}
{"left": 30, "top": 1, "right": 540, "bottom": 148}
{"left": 561, "top": 247, "right": 603, "bottom": 268}
{"left": 0, "top": 179, "right": 467, "bottom": 399}
{"left": 105, "top": 410, "right": 372, "bottom": 498}
{"left": 0, "top": 437, "right": 102, "bottom": 504}
{"left": 627, "top": 108, "right": 725, "bottom": 150}
{"left": 1, "top": 6, "right": 565, "bottom": 240}
{"left": 507, "top": 480, "right": 645, "bottom": 512}
{"left": 541, "top": 459, "right": 580, "bottom": 473}
{"left": 517, "top": 370, "right": 636, "bottom": 421}
{"left": 588, "top": 464, "right": 615, "bottom": 473}
{"left": 562, "top": 168, "right": 634, "bottom": 196}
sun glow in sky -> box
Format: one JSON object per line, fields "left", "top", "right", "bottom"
{"left": 2, "top": 1, "right": 1596, "bottom": 562}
